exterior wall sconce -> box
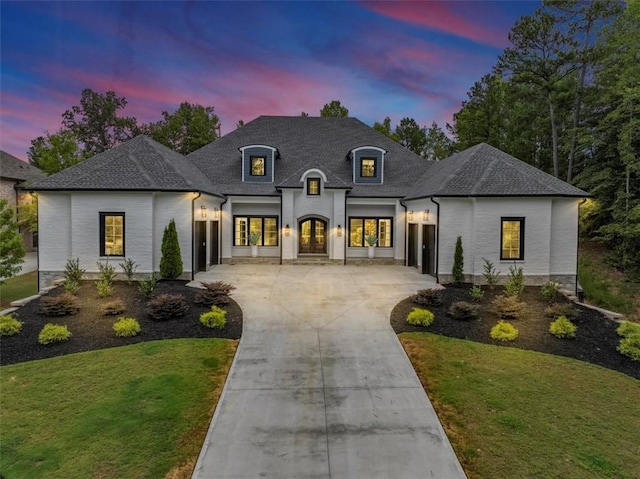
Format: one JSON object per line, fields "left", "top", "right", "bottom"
{"left": 337, "top": 225, "right": 343, "bottom": 237}
{"left": 200, "top": 205, "right": 207, "bottom": 218}
{"left": 408, "top": 210, "right": 414, "bottom": 221}
{"left": 423, "top": 209, "right": 429, "bottom": 221}
{"left": 213, "top": 207, "right": 220, "bottom": 219}
{"left": 285, "top": 224, "right": 290, "bottom": 236}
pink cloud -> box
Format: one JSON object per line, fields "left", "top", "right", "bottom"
{"left": 361, "top": 1, "right": 508, "bottom": 48}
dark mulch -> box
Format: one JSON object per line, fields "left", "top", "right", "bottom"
{"left": 1, "top": 280, "right": 242, "bottom": 366}
{"left": 391, "top": 284, "right": 639, "bottom": 380}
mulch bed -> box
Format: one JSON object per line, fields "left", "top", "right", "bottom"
{"left": 1, "top": 280, "right": 242, "bottom": 366}
{"left": 391, "top": 284, "right": 639, "bottom": 380}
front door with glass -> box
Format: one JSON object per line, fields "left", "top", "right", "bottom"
{"left": 299, "top": 218, "right": 327, "bottom": 254}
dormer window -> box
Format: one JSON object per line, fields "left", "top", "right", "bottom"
{"left": 307, "top": 178, "right": 320, "bottom": 196}
{"left": 251, "top": 156, "right": 265, "bottom": 176}
{"left": 360, "top": 158, "right": 376, "bottom": 177}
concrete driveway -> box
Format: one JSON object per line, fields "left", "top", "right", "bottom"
{"left": 191, "top": 264, "right": 467, "bottom": 479}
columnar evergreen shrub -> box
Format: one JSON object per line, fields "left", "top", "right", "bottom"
{"left": 64, "top": 258, "right": 85, "bottom": 283}
{"left": 97, "top": 260, "right": 117, "bottom": 284}
{"left": 549, "top": 315, "right": 577, "bottom": 339}
{"left": 160, "top": 219, "right": 183, "bottom": 279}
{"left": 38, "top": 324, "right": 71, "bottom": 344}
{"left": 406, "top": 307, "right": 435, "bottom": 327}
{"left": 119, "top": 258, "right": 138, "bottom": 285}
{"left": 490, "top": 321, "right": 518, "bottom": 341}
{"left": 200, "top": 306, "right": 227, "bottom": 329}
{"left": 482, "top": 258, "right": 500, "bottom": 288}
{"left": 452, "top": 236, "right": 464, "bottom": 285}
{"left": 504, "top": 264, "right": 524, "bottom": 297}
{"left": 0, "top": 315, "right": 23, "bottom": 336}
{"left": 113, "top": 317, "right": 141, "bottom": 337}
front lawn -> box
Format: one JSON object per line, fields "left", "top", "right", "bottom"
{"left": 0, "top": 271, "right": 37, "bottom": 308}
{"left": 0, "top": 338, "right": 237, "bottom": 479}
{"left": 400, "top": 333, "right": 640, "bottom": 479}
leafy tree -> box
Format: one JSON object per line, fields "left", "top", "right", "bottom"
{"left": 452, "top": 236, "right": 464, "bottom": 285}
{"left": 0, "top": 199, "right": 26, "bottom": 283}
{"left": 159, "top": 219, "right": 183, "bottom": 279}
{"left": 300, "top": 112, "right": 309, "bottom": 117}
{"left": 62, "top": 89, "right": 140, "bottom": 156}
{"left": 145, "top": 102, "right": 220, "bottom": 155}
{"left": 236, "top": 119, "right": 245, "bottom": 128}
{"left": 320, "top": 100, "right": 349, "bottom": 117}
{"left": 27, "top": 129, "right": 86, "bottom": 175}
{"left": 395, "top": 118, "right": 426, "bottom": 156}
{"left": 373, "top": 116, "right": 399, "bottom": 141}
{"left": 424, "top": 122, "right": 454, "bottom": 160}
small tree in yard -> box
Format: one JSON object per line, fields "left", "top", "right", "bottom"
{"left": 160, "top": 219, "right": 183, "bottom": 279}
{"left": 452, "top": 236, "right": 464, "bottom": 285}
{"left": 0, "top": 199, "right": 26, "bottom": 283}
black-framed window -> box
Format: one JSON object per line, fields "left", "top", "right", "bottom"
{"left": 250, "top": 156, "right": 266, "bottom": 176}
{"left": 349, "top": 217, "right": 392, "bottom": 247}
{"left": 501, "top": 217, "right": 524, "bottom": 260}
{"left": 307, "top": 178, "right": 320, "bottom": 196}
{"left": 100, "top": 212, "right": 125, "bottom": 256}
{"left": 360, "top": 158, "right": 376, "bottom": 177}
{"left": 234, "top": 216, "right": 278, "bottom": 246}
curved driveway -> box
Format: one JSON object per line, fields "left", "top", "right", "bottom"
{"left": 191, "top": 264, "right": 467, "bottom": 479}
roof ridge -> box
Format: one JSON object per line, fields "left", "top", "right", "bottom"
{"left": 125, "top": 151, "right": 156, "bottom": 187}
{"left": 142, "top": 136, "right": 199, "bottom": 190}
{"left": 492, "top": 149, "right": 558, "bottom": 193}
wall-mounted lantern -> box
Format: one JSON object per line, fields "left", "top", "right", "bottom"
{"left": 337, "top": 225, "right": 343, "bottom": 237}
{"left": 408, "top": 210, "right": 414, "bottom": 221}
{"left": 423, "top": 209, "right": 429, "bottom": 222}
{"left": 213, "top": 207, "right": 220, "bottom": 219}
{"left": 200, "top": 205, "right": 207, "bottom": 218}
{"left": 285, "top": 224, "right": 291, "bottom": 236}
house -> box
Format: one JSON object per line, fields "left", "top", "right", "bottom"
{"left": 28, "top": 116, "right": 589, "bottom": 291}
{"left": 0, "top": 150, "right": 46, "bottom": 252}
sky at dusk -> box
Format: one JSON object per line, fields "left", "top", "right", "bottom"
{"left": 1, "top": 0, "right": 539, "bottom": 161}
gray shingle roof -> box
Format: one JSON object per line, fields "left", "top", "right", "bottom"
{"left": 0, "top": 151, "right": 46, "bottom": 183}
{"left": 188, "top": 116, "right": 429, "bottom": 197}
{"left": 28, "top": 136, "right": 222, "bottom": 196}
{"left": 405, "top": 143, "right": 590, "bottom": 199}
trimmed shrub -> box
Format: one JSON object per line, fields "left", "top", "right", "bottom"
{"left": 97, "top": 260, "right": 117, "bottom": 285}
{"left": 490, "top": 321, "right": 519, "bottom": 341}
{"left": 482, "top": 258, "right": 500, "bottom": 289}
{"left": 549, "top": 316, "right": 577, "bottom": 339}
{"left": 147, "top": 293, "right": 188, "bottom": 321}
{"left": 102, "top": 298, "right": 125, "bottom": 316}
{"left": 448, "top": 301, "right": 480, "bottom": 321}
{"left": 40, "top": 293, "right": 80, "bottom": 317}
{"left": 544, "top": 303, "right": 578, "bottom": 320}
{"left": 194, "top": 281, "right": 236, "bottom": 307}
{"left": 452, "top": 236, "right": 464, "bottom": 285}
{"left": 618, "top": 335, "right": 640, "bottom": 362}
{"left": 38, "top": 323, "right": 71, "bottom": 344}
{"left": 64, "top": 280, "right": 80, "bottom": 295}
{"left": 492, "top": 294, "right": 525, "bottom": 320}
{"left": 200, "top": 306, "right": 227, "bottom": 329}
{"left": 541, "top": 281, "right": 560, "bottom": 302}
{"left": 64, "top": 257, "right": 85, "bottom": 283}
{"left": 138, "top": 273, "right": 158, "bottom": 299}
{"left": 504, "top": 264, "right": 524, "bottom": 297}
{"left": 0, "top": 315, "right": 23, "bottom": 336}
{"left": 96, "top": 279, "right": 113, "bottom": 298}
{"left": 406, "top": 307, "right": 435, "bottom": 327}
{"left": 113, "top": 317, "right": 141, "bottom": 337}
{"left": 160, "top": 219, "right": 183, "bottom": 279}
{"left": 617, "top": 321, "right": 640, "bottom": 338}
{"left": 469, "top": 285, "right": 485, "bottom": 302}
{"left": 119, "top": 258, "right": 138, "bottom": 285}
{"left": 412, "top": 288, "right": 443, "bottom": 307}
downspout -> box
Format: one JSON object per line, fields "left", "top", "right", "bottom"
{"left": 191, "top": 191, "right": 201, "bottom": 280}
{"left": 576, "top": 198, "right": 587, "bottom": 298}
{"left": 430, "top": 197, "right": 441, "bottom": 284}
{"left": 399, "top": 199, "right": 408, "bottom": 266}
{"left": 279, "top": 193, "right": 283, "bottom": 265}
{"left": 343, "top": 191, "right": 348, "bottom": 265}
{"left": 218, "top": 196, "right": 228, "bottom": 265}
{"left": 31, "top": 192, "right": 40, "bottom": 292}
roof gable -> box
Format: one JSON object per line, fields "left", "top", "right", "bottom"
{"left": 0, "top": 151, "right": 46, "bottom": 183}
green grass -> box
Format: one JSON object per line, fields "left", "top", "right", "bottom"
{"left": 579, "top": 256, "right": 635, "bottom": 314}
{"left": 0, "top": 271, "right": 38, "bottom": 308}
{"left": 400, "top": 332, "right": 640, "bottom": 479}
{"left": 0, "top": 338, "right": 237, "bottom": 479}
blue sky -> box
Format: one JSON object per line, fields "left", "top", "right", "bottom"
{"left": 0, "top": 1, "right": 539, "bottom": 160}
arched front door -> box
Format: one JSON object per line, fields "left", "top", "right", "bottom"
{"left": 299, "top": 218, "right": 327, "bottom": 254}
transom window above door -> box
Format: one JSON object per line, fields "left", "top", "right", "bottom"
{"left": 250, "top": 156, "right": 266, "bottom": 176}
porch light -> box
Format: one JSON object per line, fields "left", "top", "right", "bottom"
{"left": 200, "top": 205, "right": 207, "bottom": 218}
{"left": 408, "top": 210, "right": 414, "bottom": 221}
{"left": 423, "top": 209, "right": 429, "bottom": 221}
{"left": 337, "top": 225, "right": 343, "bottom": 237}
{"left": 285, "top": 224, "right": 290, "bottom": 236}
{"left": 213, "top": 207, "right": 220, "bottom": 219}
